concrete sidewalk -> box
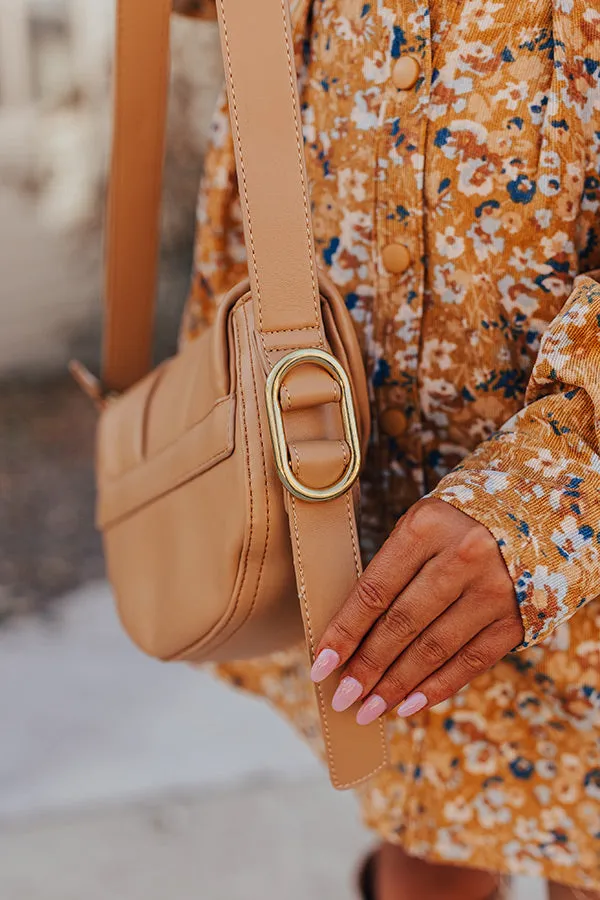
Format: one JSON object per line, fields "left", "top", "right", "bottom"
{"left": 0, "top": 777, "right": 546, "bottom": 900}
{"left": 0, "top": 778, "right": 371, "bottom": 900}
{"left": 0, "top": 583, "right": 318, "bottom": 819}
{"left": 0, "top": 584, "right": 546, "bottom": 899}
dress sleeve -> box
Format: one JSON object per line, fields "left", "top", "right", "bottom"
{"left": 428, "top": 273, "right": 600, "bottom": 648}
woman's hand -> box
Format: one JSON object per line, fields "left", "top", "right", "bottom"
{"left": 310, "top": 498, "right": 523, "bottom": 725}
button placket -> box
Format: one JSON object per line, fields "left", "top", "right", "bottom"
{"left": 372, "top": 2, "right": 433, "bottom": 481}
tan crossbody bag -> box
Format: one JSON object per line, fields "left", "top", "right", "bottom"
{"left": 72, "top": 0, "right": 388, "bottom": 789}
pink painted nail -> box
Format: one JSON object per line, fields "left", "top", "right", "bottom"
{"left": 356, "top": 695, "right": 387, "bottom": 727}
{"left": 332, "top": 676, "right": 363, "bottom": 713}
{"left": 397, "top": 692, "right": 428, "bottom": 718}
{"left": 310, "top": 649, "right": 340, "bottom": 683}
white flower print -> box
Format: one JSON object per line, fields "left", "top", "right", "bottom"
{"left": 436, "top": 226, "right": 465, "bottom": 259}
{"left": 444, "top": 797, "right": 474, "bottom": 824}
{"left": 464, "top": 741, "right": 499, "bottom": 776}
{"left": 467, "top": 215, "right": 504, "bottom": 262}
{"left": 551, "top": 516, "right": 597, "bottom": 562}
{"left": 509, "top": 246, "right": 536, "bottom": 272}
{"left": 351, "top": 89, "right": 380, "bottom": 130}
{"left": 535, "top": 208, "right": 553, "bottom": 229}
{"left": 363, "top": 50, "right": 391, "bottom": 84}
{"left": 541, "top": 232, "right": 575, "bottom": 258}
{"left": 338, "top": 167, "right": 368, "bottom": 202}
{"left": 433, "top": 263, "right": 469, "bottom": 304}
{"left": 457, "top": 158, "right": 495, "bottom": 197}
{"left": 539, "top": 150, "right": 562, "bottom": 169}
{"left": 497, "top": 275, "right": 540, "bottom": 315}
{"left": 462, "top": 0, "right": 504, "bottom": 31}
{"left": 421, "top": 337, "right": 457, "bottom": 371}
{"left": 524, "top": 448, "right": 569, "bottom": 478}
{"left": 495, "top": 81, "right": 530, "bottom": 111}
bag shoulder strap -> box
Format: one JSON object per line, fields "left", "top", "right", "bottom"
{"left": 103, "top": 0, "right": 325, "bottom": 392}
{"left": 102, "top": 0, "right": 171, "bottom": 393}
{"left": 102, "top": 0, "right": 388, "bottom": 788}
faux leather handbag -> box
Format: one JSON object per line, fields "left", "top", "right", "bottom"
{"left": 72, "top": 0, "right": 388, "bottom": 789}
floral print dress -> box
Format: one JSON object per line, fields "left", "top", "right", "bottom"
{"left": 180, "top": 0, "right": 600, "bottom": 889}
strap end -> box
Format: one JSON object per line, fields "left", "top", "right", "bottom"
{"left": 68, "top": 360, "right": 111, "bottom": 410}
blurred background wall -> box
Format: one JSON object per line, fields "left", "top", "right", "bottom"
{"left": 0, "top": 0, "right": 222, "bottom": 378}
{"left": 0, "top": 0, "right": 223, "bottom": 621}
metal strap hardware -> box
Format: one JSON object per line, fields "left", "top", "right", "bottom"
{"left": 265, "top": 349, "right": 362, "bottom": 503}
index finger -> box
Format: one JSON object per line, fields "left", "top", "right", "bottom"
{"left": 310, "top": 505, "right": 438, "bottom": 682}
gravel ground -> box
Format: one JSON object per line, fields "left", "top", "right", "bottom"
{"left": 0, "top": 377, "right": 102, "bottom": 621}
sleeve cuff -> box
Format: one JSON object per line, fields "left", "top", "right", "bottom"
{"left": 427, "top": 420, "right": 598, "bottom": 649}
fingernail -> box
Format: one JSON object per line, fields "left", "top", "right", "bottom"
{"left": 310, "top": 649, "right": 340, "bottom": 683}
{"left": 397, "top": 692, "right": 428, "bottom": 718}
{"left": 356, "top": 695, "right": 387, "bottom": 726}
{"left": 332, "top": 676, "right": 363, "bottom": 713}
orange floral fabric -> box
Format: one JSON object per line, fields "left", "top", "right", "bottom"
{"left": 180, "top": 0, "right": 600, "bottom": 889}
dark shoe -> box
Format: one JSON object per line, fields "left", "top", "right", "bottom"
{"left": 358, "top": 851, "right": 378, "bottom": 900}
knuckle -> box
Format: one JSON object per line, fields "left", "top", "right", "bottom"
{"left": 403, "top": 502, "right": 440, "bottom": 542}
{"left": 415, "top": 631, "right": 447, "bottom": 668}
{"left": 511, "top": 618, "right": 525, "bottom": 644}
{"left": 384, "top": 602, "right": 419, "bottom": 642}
{"left": 330, "top": 616, "right": 359, "bottom": 648}
{"left": 431, "top": 668, "right": 454, "bottom": 700}
{"left": 494, "top": 616, "right": 524, "bottom": 646}
{"left": 460, "top": 644, "right": 489, "bottom": 673}
{"left": 486, "top": 571, "right": 513, "bottom": 597}
{"left": 456, "top": 525, "right": 497, "bottom": 565}
{"left": 355, "top": 644, "right": 385, "bottom": 674}
{"left": 354, "top": 578, "right": 389, "bottom": 615}
{"left": 380, "top": 669, "right": 407, "bottom": 700}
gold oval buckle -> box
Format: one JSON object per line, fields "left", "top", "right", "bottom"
{"left": 265, "top": 348, "right": 361, "bottom": 503}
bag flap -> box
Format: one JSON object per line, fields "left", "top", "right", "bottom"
{"left": 97, "top": 326, "right": 236, "bottom": 529}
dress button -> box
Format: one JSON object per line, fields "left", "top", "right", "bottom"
{"left": 382, "top": 242, "right": 411, "bottom": 274}
{"left": 380, "top": 407, "right": 408, "bottom": 438}
{"left": 392, "top": 56, "right": 421, "bottom": 91}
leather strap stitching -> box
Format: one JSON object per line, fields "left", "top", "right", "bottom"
{"left": 281, "top": 383, "right": 293, "bottom": 409}
{"left": 217, "top": 0, "right": 322, "bottom": 352}
{"left": 344, "top": 490, "right": 388, "bottom": 765}
{"left": 239, "top": 304, "right": 272, "bottom": 630}
{"left": 288, "top": 490, "right": 339, "bottom": 784}
{"left": 216, "top": 0, "right": 268, "bottom": 358}
{"left": 276, "top": 0, "right": 321, "bottom": 343}
{"left": 261, "top": 325, "right": 323, "bottom": 335}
